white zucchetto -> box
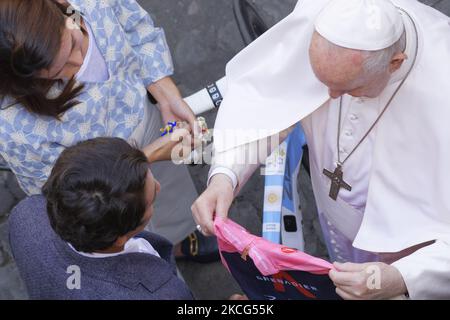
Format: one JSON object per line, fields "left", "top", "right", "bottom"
{"left": 315, "top": 0, "right": 404, "bottom": 51}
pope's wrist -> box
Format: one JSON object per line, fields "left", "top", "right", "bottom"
{"left": 208, "top": 167, "right": 238, "bottom": 190}
{"left": 387, "top": 264, "right": 409, "bottom": 298}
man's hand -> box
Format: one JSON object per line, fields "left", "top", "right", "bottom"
{"left": 191, "top": 174, "right": 234, "bottom": 236}
{"left": 143, "top": 122, "right": 191, "bottom": 163}
{"left": 329, "top": 262, "right": 408, "bottom": 300}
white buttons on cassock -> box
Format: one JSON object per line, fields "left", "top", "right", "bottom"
{"left": 349, "top": 113, "right": 358, "bottom": 121}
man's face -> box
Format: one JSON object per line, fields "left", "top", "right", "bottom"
{"left": 309, "top": 33, "right": 390, "bottom": 99}
{"left": 133, "top": 169, "right": 161, "bottom": 235}
{"left": 109, "top": 168, "right": 161, "bottom": 249}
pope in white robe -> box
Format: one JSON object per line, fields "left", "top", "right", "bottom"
{"left": 191, "top": 0, "right": 450, "bottom": 299}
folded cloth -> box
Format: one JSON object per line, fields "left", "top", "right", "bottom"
{"left": 214, "top": 218, "right": 341, "bottom": 300}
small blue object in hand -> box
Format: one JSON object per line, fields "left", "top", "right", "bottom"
{"left": 160, "top": 121, "right": 177, "bottom": 136}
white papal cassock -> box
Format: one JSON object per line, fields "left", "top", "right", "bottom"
{"left": 210, "top": 0, "right": 450, "bottom": 299}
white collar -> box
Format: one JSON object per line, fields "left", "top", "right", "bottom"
{"left": 74, "top": 18, "right": 93, "bottom": 81}
{"left": 68, "top": 237, "right": 160, "bottom": 259}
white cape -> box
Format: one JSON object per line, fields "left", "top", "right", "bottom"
{"left": 214, "top": 0, "right": 450, "bottom": 253}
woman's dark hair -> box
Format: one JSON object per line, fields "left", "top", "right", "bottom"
{"left": 42, "top": 137, "right": 149, "bottom": 253}
{"left": 0, "top": 0, "right": 84, "bottom": 118}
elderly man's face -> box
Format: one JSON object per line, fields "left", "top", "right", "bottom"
{"left": 309, "top": 33, "right": 391, "bottom": 99}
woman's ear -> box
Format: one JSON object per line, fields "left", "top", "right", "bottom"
{"left": 389, "top": 52, "right": 408, "bottom": 73}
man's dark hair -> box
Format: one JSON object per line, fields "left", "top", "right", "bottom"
{"left": 42, "top": 137, "right": 149, "bottom": 253}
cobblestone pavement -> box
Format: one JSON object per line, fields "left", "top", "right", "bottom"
{"left": 1, "top": 0, "right": 448, "bottom": 300}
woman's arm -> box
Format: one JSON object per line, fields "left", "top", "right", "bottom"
{"left": 113, "top": 0, "right": 174, "bottom": 86}
{"left": 147, "top": 77, "right": 198, "bottom": 134}
{"left": 112, "top": 0, "right": 197, "bottom": 133}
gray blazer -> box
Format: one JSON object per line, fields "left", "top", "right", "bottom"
{"left": 8, "top": 196, "right": 194, "bottom": 300}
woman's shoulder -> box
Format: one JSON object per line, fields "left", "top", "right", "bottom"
{"left": 0, "top": 98, "right": 66, "bottom": 149}
{"left": 0, "top": 97, "right": 32, "bottom": 125}
{"left": 69, "top": 0, "right": 145, "bottom": 21}
{"left": 67, "top": 0, "right": 121, "bottom": 12}
{"left": 0, "top": 97, "right": 47, "bottom": 126}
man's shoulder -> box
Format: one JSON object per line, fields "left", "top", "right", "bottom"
{"left": 135, "top": 231, "right": 173, "bottom": 255}
{"left": 8, "top": 196, "right": 193, "bottom": 300}
{"left": 9, "top": 196, "right": 49, "bottom": 242}
{"left": 101, "top": 252, "right": 192, "bottom": 299}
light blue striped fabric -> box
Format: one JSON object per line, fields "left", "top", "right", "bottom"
{"left": 282, "top": 124, "right": 307, "bottom": 212}
{"left": 262, "top": 124, "right": 307, "bottom": 244}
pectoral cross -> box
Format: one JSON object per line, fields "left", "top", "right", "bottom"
{"left": 323, "top": 164, "right": 352, "bottom": 201}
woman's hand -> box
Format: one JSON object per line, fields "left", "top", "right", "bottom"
{"left": 148, "top": 77, "right": 200, "bottom": 135}
{"left": 143, "top": 122, "right": 192, "bottom": 163}
{"left": 159, "top": 99, "right": 198, "bottom": 135}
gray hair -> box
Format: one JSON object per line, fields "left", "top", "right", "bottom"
{"left": 361, "top": 31, "right": 407, "bottom": 78}
{"left": 316, "top": 30, "right": 407, "bottom": 81}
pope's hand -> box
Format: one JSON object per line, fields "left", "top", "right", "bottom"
{"left": 329, "top": 262, "right": 407, "bottom": 300}
{"left": 191, "top": 174, "right": 234, "bottom": 236}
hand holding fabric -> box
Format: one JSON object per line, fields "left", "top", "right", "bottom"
{"left": 329, "top": 262, "right": 407, "bottom": 300}
{"left": 191, "top": 174, "right": 234, "bottom": 236}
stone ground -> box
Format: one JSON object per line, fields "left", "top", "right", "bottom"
{"left": 0, "top": 0, "right": 449, "bottom": 300}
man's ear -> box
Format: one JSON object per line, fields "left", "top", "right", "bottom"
{"left": 389, "top": 52, "right": 407, "bottom": 73}
{"left": 113, "top": 235, "right": 129, "bottom": 248}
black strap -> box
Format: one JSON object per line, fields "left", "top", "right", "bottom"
{"left": 206, "top": 83, "right": 223, "bottom": 108}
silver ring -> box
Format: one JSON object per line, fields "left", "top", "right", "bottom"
{"left": 196, "top": 224, "right": 202, "bottom": 232}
